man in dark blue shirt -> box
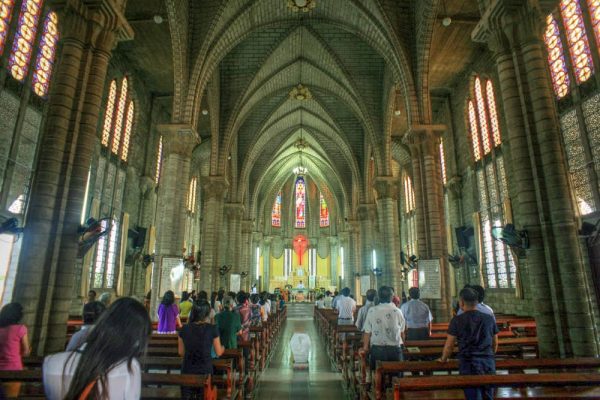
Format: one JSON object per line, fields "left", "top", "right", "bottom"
{"left": 439, "top": 287, "right": 499, "bottom": 400}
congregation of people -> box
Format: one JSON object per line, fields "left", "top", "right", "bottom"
{"left": 0, "top": 288, "right": 286, "bottom": 399}
{"left": 315, "top": 283, "right": 498, "bottom": 400}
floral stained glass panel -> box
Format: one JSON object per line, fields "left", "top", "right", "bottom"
{"left": 468, "top": 101, "right": 482, "bottom": 161}
{"left": 439, "top": 139, "right": 447, "bottom": 185}
{"left": 320, "top": 192, "right": 329, "bottom": 227}
{"left": 561, "top": 0, "right": 594, "bottom": 84}
{"left": 474, "top": 77, "right": 491, "bottom": 155}
{"left": 155, "top": 136, "right": 163, "bottom": 185}
{"left": 272, "top": 191, "right": 282, "bottom": 227}
{"left": 0, "top": 0, "right": 15, "bottom": 56}
{"left": 102, "top": 81, "right": 117, "bottom": 147}
{"left": 8, "top": 0, "right": 43, "bottom": 82}
{"left": 588, "top": 0, "right": 600, "bottom": 49}
{"left": 32, "top": 11, "right": 58, "bottom": 97}
{"left": 544, "top": 14, "right": 571, "bottom": 98}
{"left": 120, "top": 101, "right": 134, "bottom": 161}
{"left": 295, "top": 177, "right": 306, "bottom": 229}
{"left": 112, "top": 78, "right": 128, "bottom": 155}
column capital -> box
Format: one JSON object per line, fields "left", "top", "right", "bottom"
{"left": 346, "top": 219, "right": 360, "bottom": 233}
{"left": 52, "top": 0, "right": 134, "bottom": 44}
{"left": 357, "top": 203, "right": 377, "bottom": 221}
{"left": 472, "top": 0, "right": 545, "bottom": 52}
{"left": 242, "top": 219, "right": 254, "bottom": 233}
{"left": 374, "top": 176, "right": 399, "bottom": 200}
{"left": 263, "top": 236, "right": 272, "bottom": 246}
{"left": 446, "top": 175, "right": 463, "bottom": 198}
{"left": 139, "top": 175, "right": 156, "bottom": 196}
{"left": 202, "top": 176, "right": 229, "bottom": 200}
{"left": 329, "top": 236, "right": 339, "bottom": 246}
{"left": 403, "top": 124, "right": 446, "bottom": 156}
{"left": 224, "top": 203, "right": 245, "bottom": 219}
{"left": 158, "top": 124, "right": 200, "bottom": 157}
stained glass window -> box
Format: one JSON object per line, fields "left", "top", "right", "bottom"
{"left": 545, "top": 14, "right": 571, "bottom": 98}
{"left": 588, "top": 0, "right": 600, "bottom": 48}
{"left": 295, "top": 176, "right": 306, "bottom": 229}
{"left": 439, "top": 139, "right": 447, "bottom": 185}
{"left": 155, "top": 136, "right": 163, "bottom": 185}
{"left": 404, "top": 175, "right": 415, "bottom": 213}
{"left": 468, "top": 101, "right": 481, "bottom": 161}
{"left": 272, "top": 191, "right": 282, "bottom": 227}
{"left": 101, "top": 80, "right": 117, "bottom": 147}
{"left": 0, "top": 0, "right": 15, "bottom": 56}
{"left": 561, "top": 0, "right": 594, "bottom": 84}
{"left": 486, "top": 80, "right": 502, "bottom": 147}
{"left": 474, "top": 78, "right": 491, "bottom": 155}
{"left": 319, "top": 192, "right": 329, "bottom": 227}
{"left": 187, "top": 177, "right": 197, "bottom": 212}
{"left": 32, "top": 11, "right": 58, "bottom": 97}
{"left": 112, "top": 78, "right": 128, "bottom": 155}
{"left": 402, "top": 173, "right": 418, "bottom": 260}
{"left": 8, "top": 0, "right": 43, "bottom": 82}
{"left": 121, "top": 101, "right": 134, "bottom": 161}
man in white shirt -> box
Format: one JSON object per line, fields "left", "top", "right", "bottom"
{"left": 359, "top": 286, "right": 406, "bottom": 370}
{"left": 335, "top": 287, "right": 356, "bottom": 325}
{"left": 298, "top": 281, "right": 305, "bottom": 289}
{"left": 400, "top": 287, "right": 433, "bottom": 340}
{"left": 323, "top": 291, "right": 333, "bottom": 308}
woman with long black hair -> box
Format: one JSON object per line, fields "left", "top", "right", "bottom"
{"left": 43, "top": 297, "right": 152, "bottom": 399}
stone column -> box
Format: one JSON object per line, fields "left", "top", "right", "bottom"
{"left": 329, "top": 237, "right": 339, "bottom": 286}
{"left": 139, "top": 176, "right": 157, "bottom": 228}
{"left": 473, "top": 0, "right": 598, "bottom": 356}
{"left": 446, "top": 176, "right": 465, "bottom": 292}
{"left": 404, "top": 125, "right": 451, "bottom": 321}
{"left": 357, "top": 204, "right": 377, "bottom": 275}
{"left": 224, "top": 203, "right": 244, "bottom": 272}
{"left": 374, "top": 177, "right": 402, "bottom": 291}
{"left": 241, "top": 219, "right": 254, "bottom": 291}
{"left": 200, "top": 176, "right": 229, "bottom": 292}
{"left": 151, "top": 125, "right": 199, "bottom": 315}
{"left": 347, "top": 220, "right": 361, "bottom": 288}
{"left": 262, "top": 237, "right": 272, "bottom": 291}
{"left": 11, "top": 0, "right": 133, "bottom": 354}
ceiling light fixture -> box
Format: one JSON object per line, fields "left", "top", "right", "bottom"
{"left": 201, "top": 109, "right": 209, "bottom": 115}
{"left": 288, "top": 0, "right": 316, "bottom": 13}
{"left": 442, "top": 17, "right": 452, "bottom": 27}
{"left": 153, "top": 15, "right": 164, "bottom": 24}
{"left": 394, "top": 109, "right": 401, "bottom": 116}
{"left": 290, "top": 84, "right": 312, "bottom": 101}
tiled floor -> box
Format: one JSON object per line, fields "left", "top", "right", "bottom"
{"left": 253, "top": 303, "right": 348, "bottom": 399}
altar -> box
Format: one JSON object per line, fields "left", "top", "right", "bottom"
{"left": 289, "top": 287, "right": 315, "bottom": 302}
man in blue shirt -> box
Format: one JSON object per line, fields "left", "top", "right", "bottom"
{"left": 400, "top": 287, "right": 433, "bottom": 340}
{"left": 439, "top": 287, "right": 499, "bottom": 400}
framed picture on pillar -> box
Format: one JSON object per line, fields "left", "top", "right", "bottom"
{"left": 230, "top": 274, "right": 241, "bottom": 293}
{"left": 418, "top": 259, "right": 442, "bottom": 299}
{"left": 360, "top": 275, "right": 371, "bottom": 296}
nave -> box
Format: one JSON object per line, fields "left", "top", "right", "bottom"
{"left": 253, "top": 303, "right": 346, "bottom": 399}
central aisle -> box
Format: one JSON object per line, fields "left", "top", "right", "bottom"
{"left": 253, "top": 303, "right": 348, "bottom": 399}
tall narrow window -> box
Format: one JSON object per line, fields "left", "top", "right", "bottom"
{"left": 112, "top": 78, "right": 128, "bottom": 155}
{"left": 32, "top": 11, "right": 58, "bottom": 97}
{"left": 0, "top": 0, "right": 15, "bottom": 56}
{"left": 319, "top": 192, "right": 329, "bottom": 227}
{"left": 121, "top": 101, "right": 134, "bottom": 162}
{"left": 101, "top": 81, "right": 117, "bottom": 147}
{"left": 403, "top": 173, "right": 417, "bottom": 259}
{"left": 545, "top": 14, "right": 571, "bottom": 98}
{"left": 588, "top": 0, "right": 600, "bottom": 47}
{"left": 466, "top": 75, "right": 515, "bottom": 289}
{"left": 561, "top": 0, "right": 594, "bottom": 84}
{"left": 187, "top": 177, "right": 197, "bottom": 213}
{"left": 155, "top": 136, "right": 163, "bottom": 185}
{"left": 8, "top": 0, "right": 43, "bottom": 81}
{"left": 272, "top": 191, "right": 282, "bottom": 227}
{"left": 439, "top": 139, "right": 447, "bottom": 186}
{"left": 295, "top": 176, "right": 306, "bottom": 229}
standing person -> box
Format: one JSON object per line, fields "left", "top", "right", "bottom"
{"left": 157, "top": 290, "right": 181, "bottom": 334}
{"left": 323, "top": 290, "right": 333, "bottom": 308}
{"left": 400, "top": 287, "right": 433, "bottom": 340}
{"left": 331, "top": 290, "right": 341, "bottom": 309}
{"left": 0, "top": 303, "right": 30, "bottom": 398}
{"left": 391, "top": 287, "right": 401, "bottom": 308}
{"left": 43, "top": 297, "right": 152, "bottom": 400}
{"left": 215, "top": 296, "right": 242, "bottom": 349}
{"left": 178, "top": 291, "right": 193, "bottom": 321}
{"left": 359, "top": 286, "right": 406, "bottom": 372}
{"left": 198, "top": 291, "right": 216, "bottom": 323}
{"left": 235, "top": 292, "right": 251, "bottom": 341}
{"left": 178, "top": 300, "right": 225, "bottom": 400}
{"left": 85, "top": 290, "right": 96, "bottom": 305}
{"left": 439, "top": 287, "right": 499, "bottom": 400}
{"left": 335, "top": 287, "right": 357, "bottom": 325}
{"left": 457, "top": 285, "right": 495, "bottom": 321}
{"left": 67, "top": 301, "right": 106, "bottom": 351}
{"left": 249, "top": 294, "right": 263, "bottom": 328}
{"left": 315, "top": 295, "right": 326, "bottom": 309}
{"left": 355, "top": 289, "right": 377, "bottom": 331}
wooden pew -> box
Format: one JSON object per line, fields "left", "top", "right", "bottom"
{"left": 0, "top": 370, "right": 218, "bottom": 400}
{"left": 392, "top": 372, "right": 600, "bottom": 399}
{"left": 374, "top": 358, "right": 600, "bottom": 400}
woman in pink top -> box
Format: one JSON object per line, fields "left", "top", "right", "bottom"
{"left": 0, "top": 302, "right": 31, "bottom": 397}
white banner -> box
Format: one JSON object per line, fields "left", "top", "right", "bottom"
{"left": 230, "top": 274, "right": 241, "bottom": 293}
{"left": 418, "top": 259, "right": 442, "bottom": 299}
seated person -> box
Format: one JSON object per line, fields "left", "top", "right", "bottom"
{"left": 66, "top": 301, "right": 106, "bottom": 351}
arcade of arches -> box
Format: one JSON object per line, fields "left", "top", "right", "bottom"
{"left": 0, "top": 0, "right": 600, "bottom": 362}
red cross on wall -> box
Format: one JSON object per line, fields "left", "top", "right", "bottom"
{"left": 293, "top": 234, "right": 308, "bottom": 265}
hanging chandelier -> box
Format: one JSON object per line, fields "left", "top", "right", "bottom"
{"left": 288, "top": 0, "right": 316, "bottom": 12}
{"left": 289, "top": 84, "right": 312, "bottom": 101}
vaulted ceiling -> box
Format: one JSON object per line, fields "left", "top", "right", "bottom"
{"left": 120, "top": 0, "right": 482, "bottom": 227}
